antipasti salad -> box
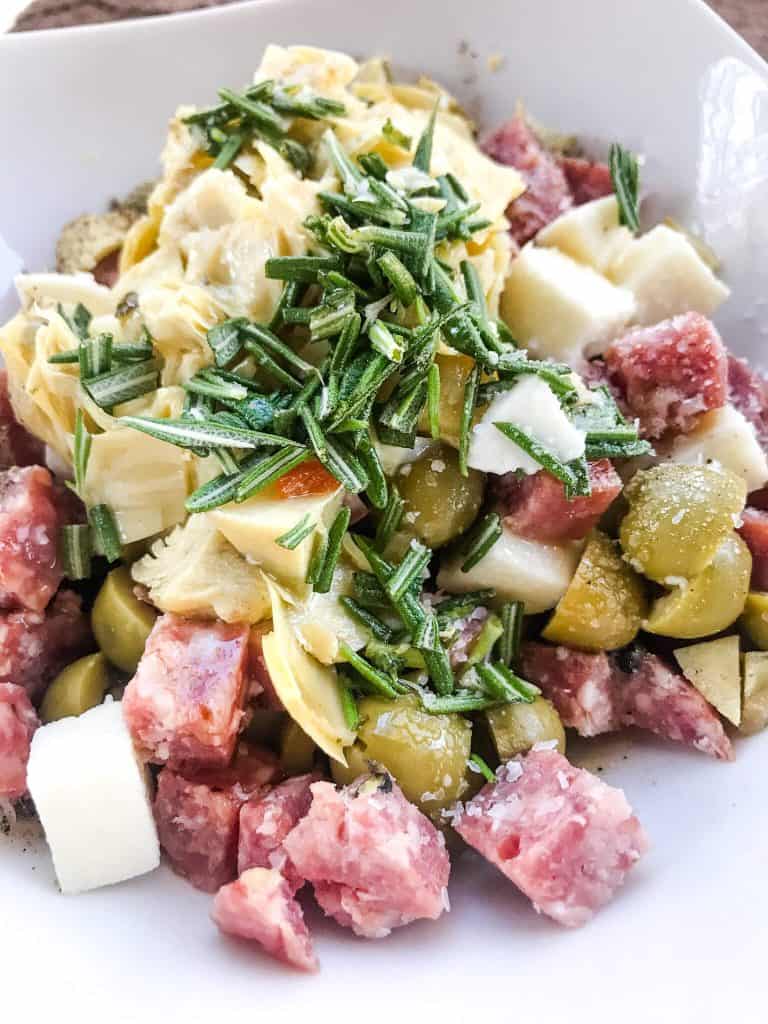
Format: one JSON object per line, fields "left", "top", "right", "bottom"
{"left": 2, "top": 45, "right": 768, "bottom": 971}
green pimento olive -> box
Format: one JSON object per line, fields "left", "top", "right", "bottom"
{"left": 542, "top": 531, "right": 646, "bottom": 651}
{"left": 92, "top": 566, "right": 157, "bottom": 673}
{"left": 394, "top": 443, "right": 484, "bottom": 549}
{"left": 620, "top": 464, "right": 746, "bottom": 583}
{"left": 331, "top": 694, "right": 472, "bottom": 821}
{"left": 416, "top": 353, "right": 476, "bottom": 446}
{"left": 41, "top": 653, "right": 109, "bottom": 723}
{"left": 486, "top": 697, "right": 566, "bottom": 759}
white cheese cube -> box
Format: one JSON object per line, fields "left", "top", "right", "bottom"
{"left": 437, "top": 526, "right": 582, "bottom": 614}
{"left": 537, "top": 196, "right": 633, "bottom": 272}
{"left": 500, "top": 245, "right": 636, "bottom": 363}
{"left": 27, "top": 701, "right": 159, "bottom": 894}
{"left": 608, "top": 225, "right": 730, "bottom": 325}
{"left": 211, "top": 486, "right": 343, "bottom": 589}
{"left": 468, "top": 376, "right": 585, "bottom": 475}
{"left": 660, "top": 405, "right": 768, "bottom": 493}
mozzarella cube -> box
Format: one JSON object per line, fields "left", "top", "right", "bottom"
{"left": 211, "top": 486, "right": 344, "bottom": 589}
{"left": 608, "top": 225, "right": 730, "bottom": 325}
{"left": 437, "top": 526, "right": 582, "bottom": 614}
{"left": 538, "top": 196, "right": 633, "bottom": 272}
{"left": 27, "top": 701, "right": 159, "bottom": 894}
{"left": 661, "top": 405, "right": 768, "bottom": 493}
{"left": 500, "top": 245, "right": 636, "bottom": 363}
{"left": 468, "top": 376, "right": 585, "bottom": 475}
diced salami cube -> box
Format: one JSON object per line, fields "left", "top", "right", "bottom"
{"left": 604, "top": 313, "right": 728, "bottom": 438}
{"left": 238, "top": 773, "right": 317, "bottom": 890}
{"left": 0, "top": 683, "right": 39, "bottom": 800}
{"left": 92, "top": 250, "right": 121, "bottom": 288}
{"left": 521, "top": 642, "right": 733, "bottom": 760}
{"left": 123, "top": 614, "right": 250, "bottom": 769}
{"left": 482, "top": 115, "right": 573, "bottom": 245}
{"left": 727, "top": 354, "right": 768, "bottom": 452}
{"left": 618, "top": 651, "right": 734, "bottom": 761}
{"left": 283, "top": 774, "right": 450, "bottom": 939}
{"left": 454, "top": 748, "right": 648, "bottom": 927}
{"left": 492, "top": 459, "right": 622, "bottom": 542}
{"left": 738, "top": 508, "right": 768, "bottom": 590}
{"left": 212, "top": 867, "right": 318, "bottom": 972}
{"left": 154, "top": 743, "right": 281, "bottom": 892}
{"left": 521, "top": 643, "right": 620, "bottom": 736}
{"left": 0, "top": 370, "right": 45, "bottom": 471}
{"left": 0, "top": 466, "right": 63, "bottom": 613}
{"left": 0, "top": 589, "right": 92, "bottom": 702}
{"left": 559, "top": 157, "right": 614, "bottom": 205}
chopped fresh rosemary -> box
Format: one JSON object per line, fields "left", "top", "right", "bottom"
{"left": 468, "top": 753, "right": 496, "bottom": 784}
{"left": 275, "top": 513, "right": 316, "bottom": 550}
{"left": 338, "top": 675, "right": 360, "bottom": 731}
{"left": 374, "top": 481, "right": 404, "bottom": 551}
{"left": 83, "top": 359, "right": 160, "bottom": 410}
{"left": 338, "top": 641, "right": 400, "bottom": 699}
{"left": 314, "top": 506, "right": 351, "bottom": 594}
{"left": 120, "top": 415, "right": 299, "bottom": 451}
{"left": 89, "top": 504, "right": 122, "bottom": 563}
{"left": 494, "top": 422, "right": 592, "bottom": 497}
{"left": 339, "top": 596, "right": 395, "bottom": 642}
{"left": 60, "top": 524, "right": 92, "bottom": 580}
{"left": 234, "top": 446, "right": 310, "bottom": 502}
{"left": 72, "top": 409, "right": 91, "bottom": 496}
{"left": 427, "top": 362, "right": 441, "bottom": 439}
{"left": 459, "top": 512, "right": 502, "bottom": 573}
{"left": 497, "top": 601, "right": 524, "bottom": 667}
{"left": 382, "top": 118, "right": 412, "bottom": 151}
{"left": 609, "top": 143, "right": 641, "bottom": 234}
{"left": 458, "top": 363, "right": 480, "bottom": 477}
{"left": 475, "top": 662, "right": 540, "bottom": 704}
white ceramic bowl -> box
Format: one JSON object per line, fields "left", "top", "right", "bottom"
{"left": 1, "top": 3, "right": 767, "bottom": 1021}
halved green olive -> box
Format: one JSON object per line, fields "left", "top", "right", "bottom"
{"left": 395, "top": 443, "right": 484, "bottom": 549}
{"left": 331, "top": 694, "right": 472, "bottom": 821}
{"left": 486, "top": 697, "right": 566, "bottom": 759}
{"left": 620, "top": 464, "right": 746, "bottom": 582}
{"left": 645, "top": 532, "right": 751, "bottom": 639}
{"left": 740, "top": 592, "right": 768, "bottom": 651}
{"left": 542, "top": 531, "right": 646, "bottom": 651}
{"left": 41, "top": 653, "right": 109, "bottom": 723}
{"left": 92, "top": 566, "right": 157, "bottom": 673}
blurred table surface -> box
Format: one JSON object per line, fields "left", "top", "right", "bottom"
{"left": 6, "top": 0, "right": 768, "bottom": 58}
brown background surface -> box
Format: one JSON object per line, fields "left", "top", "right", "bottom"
{"left": 9, "top": 0, "right": 768, "bottom": 59}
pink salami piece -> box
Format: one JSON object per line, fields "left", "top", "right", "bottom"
{"left": 0, "top": 589, "right": 92, "bottom": 702}
{"left": 212, "top": 867, "right": 318, "bottom": 972}
{"left": 238, "top": 773, "right": 318, "bottom": 890}
{"left": 521, "top": 643, "right": 620, "bottom": 736}
{"left": 482, "top": 115, "right": 573, "bottom": 245}
{"left": 727, "top": 354, "right": 768, "bottom": 451}
{"left": 619, "top": 651, "right": 734, "bottom": 761}
{"left": 0, "top": 371, "right": 45, "bottom": 471}
{"left": 448, "top": 607, "right": 489, "bottom": 669}
{"left": 454, "top": 748, "right": 648, "bottom": 927}
{"left": 493, "top": 459, "right": 622, "bottom": 542}
{"left": 123, "top": 614, "right": 250, "bottom": 769}
{"left": 0, "top": 466, "right": 63, "bottom": 613}
{"left": 154, "top": 743, "right": 281, "bottom": 892}
{"left": 521, "top": 643, "right": 733, "bottom": 760}
{"left": 283, "top": 774, "right": 450, "bottom": 939}
{"left": 738, "top": 508, "right": 768, "bottom": 590}
{"left": 604, "top": 313, "right": 728, "bottom": 439}
{"left": 559, "top": 156, "right": 613, "bottom": 205}
{"left": 0, "top": 683, "right": 39, "bottom": 800}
